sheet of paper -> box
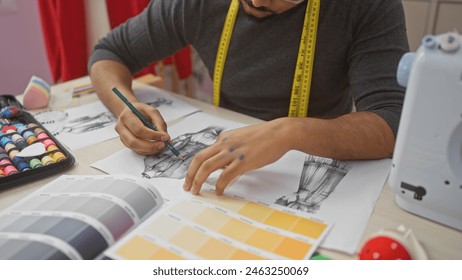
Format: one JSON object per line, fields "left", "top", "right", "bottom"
{"left": 104, "top": 190, "right": 331, "bottom": 260}
{"left": 35, "top": 84, "right": 201, "bottom": 150}
{"left": 92, "top": 111, "right": 390, "bottom": 255}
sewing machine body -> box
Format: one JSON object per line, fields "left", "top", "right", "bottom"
{"left": 389, "top": 32, "right": 462, "bottom": 231}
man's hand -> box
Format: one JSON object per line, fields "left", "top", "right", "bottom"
{"left": 182, "top": 112, "right": 395, "bottom": 195}
{"left": 183, "top": 119, "right": 290, "bottom": 195}
{"left": 115, "top": 102, "right": 171, "bottom": 156}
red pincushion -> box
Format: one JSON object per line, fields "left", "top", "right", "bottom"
{"left": 359, "top": 236, "right": 412, "bottom": 260}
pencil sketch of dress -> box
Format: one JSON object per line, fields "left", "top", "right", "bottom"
{"left": 35, "top": 111, "right": 116, "bottom": 136}
{"left": 275, "top": 155, "right": 352, "bottom": 214}
{"left": 142, "top": 126, "right": 224, "bottom": 179}
{"left": 60, "top": 98, "right": 172, "bottom": 134}
{"left": 34, "top": 98, "right": 172, "bottom": 136}
{"left": 61, "top": 112, "right": 116, "bottom": 134}
{"left": 146, "top": 97, "right": 173, "bottom": 108}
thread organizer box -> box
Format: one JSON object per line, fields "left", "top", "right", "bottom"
{"left": 0, "top": 95, "right": 74, "bottom": 189}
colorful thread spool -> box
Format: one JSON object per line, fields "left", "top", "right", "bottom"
{"left": 29, "top": 158, "right": 43, "bottom": 169}
{"left": 46, "top": 145, "right": 66, "bottom": 162}
{"left": 0, "top": 132, "right": 14, "bottom": 148}
{"left": 27, "top": 123, "right": 45, "bottom": 134}
{"left": 4, "top": 142, "right": 17, "bottom": 154}
{"left": 0, "top": 147, "right": 8, "bottom": 161}
{"left": 37, "top": 132, "right": 56, "bottom": 148}
{"left": 25, "top": 135, "right": 38, "bottom": 145}
{"left": 17, "top": 126, "right": 38, "bottom": 145}
{"left": 7, "top": 129, "right": 27, "bottom": 150}
{"left": 0, "top": 106, "right": 22, "bottom": 118}
{"left": 0, "top": 121, "right": 13, "bottom": 128}
{"left": 0, "top": 158, "right": 18, "bottom": 176}
{"left": 8, "top": 149, "right": 31, "bottom": 172}
{"left": 1, "top": 124, "right": 17, "bottom": 133}
{"left": 40, "top": 154, "right": 55, "bottom": 166}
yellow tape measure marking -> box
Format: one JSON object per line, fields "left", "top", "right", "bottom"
{"left": 213, "top": 0, "right": 239, "bottom": 107}
{"left": 289, "top": 0, "right": 320, "bottom": 117}
{"left": 213, "top": 0, "right": 320, "bottom": 118}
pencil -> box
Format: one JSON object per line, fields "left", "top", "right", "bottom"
{"left": 112, "top": 86, "right": 185, "bottom": 160}
{"left": 72, "top": 84, "right": 95, "bottom": 98}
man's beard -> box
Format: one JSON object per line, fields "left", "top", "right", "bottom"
{"left": 240, "top": 0, "right": 277, "bottom": 21}
{"left": 242, "top": 0, "right": 276, "bottom": 14}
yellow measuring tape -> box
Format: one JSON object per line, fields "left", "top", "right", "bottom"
{"left": 213, "top": 0, "right": 320, "bottom": 117}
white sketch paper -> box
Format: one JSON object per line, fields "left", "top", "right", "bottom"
{"left": 34, "top": 83, "right": 201, "bottom": 150}
{"left": 91, "top": 111, "right": 391, "bottom": 254}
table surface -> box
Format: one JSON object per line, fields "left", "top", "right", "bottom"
{"left": 1, "top": 76, "right": 461, "bottom": 260}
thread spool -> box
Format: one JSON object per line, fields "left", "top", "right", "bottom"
{"left": 17, "top": 125, "right": 39, "bottom": 145}
{"left": 46, "top": 145, "right": 66, "bottom": 162}
{"left": 40, "top": 154, "right": 55, "bottom": 166}
{"left": 0, "top": 132, "right": 14, "bottom": 148}
{"left": 27, "top": 123, "right": 45, "bottom": 134}
{"left": 9, "top": 149, "right": 31, "bottom": 172}
{"left": 4, "top": 142, "right": 17, "bottom": 154}
{"left": 1, "top": 124, "right": 17, "bottom": 133}
{"left": 29, "top": 158, "right": 43, "bottom": 169}
{"left": 0, "top": 147, "right": 8, "bottom": 161}
{"left": 0, "top": 106, "right": 22, "bottom": 118}
{"left": 1, "top": 124, "right": 16, "bottom": 132}
{"left": 37, "top": 132, "right": 56, "bottom": 148}
{"left": 0, "top": 158, "right": 18, "bottom": 176}
{"left": 7, "top": 129, "right": 27, "bottom": 150}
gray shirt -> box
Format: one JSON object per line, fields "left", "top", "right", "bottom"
{"left": 89, "top": 0, "right": 409, "bottom": 137}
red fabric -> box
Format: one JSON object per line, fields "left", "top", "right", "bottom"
{"left": 38, "top": 0, "right": 88, "bottom": 83}
{"left": 105, "top": 0, "right": 150, "bottom": 28}
{"left": 105, "top": 0, "right": 192, "bottom": 79}
{"left": 173, "top": 46, "right": 192, "bottom": 80}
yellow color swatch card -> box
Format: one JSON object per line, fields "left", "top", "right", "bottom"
{"left": 105, "top": 191, "right": 331, "bottom": 260}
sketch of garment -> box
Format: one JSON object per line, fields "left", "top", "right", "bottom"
{"left": 34, "top": 98, "right": 171, "bottom": 136}
{"left": 142, "top": 126, "right": 224, "bottom": 179}
{"left": 60, "top": 112, "right": 116, "bottom": 134}
{"left": 146, "top": 97, "right": 173, "bottom": 108}
{"left": 43, "top": 112, "right": 115, "bottom": 135}
{"left": 275, "top": 155, "right": 352, "bottom": 214}
{"left": 34, "top": 110, "right": 116, "bottom": 135}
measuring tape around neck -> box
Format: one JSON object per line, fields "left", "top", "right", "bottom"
{"left": 213, "top": 0, "right": 320, "bottom": 118}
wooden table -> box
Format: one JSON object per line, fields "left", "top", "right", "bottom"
{"left": 1, "top": 75, "right": 461, "bottom": 260}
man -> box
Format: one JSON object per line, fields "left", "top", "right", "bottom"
{"left": 89, "top": 0, "right": 409, "bottom": 195}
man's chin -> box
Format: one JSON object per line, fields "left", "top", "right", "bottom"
{"left": 240, "top": 0, "right": 276, "bottom": 19}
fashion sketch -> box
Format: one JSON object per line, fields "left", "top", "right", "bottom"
{"left": 142, "top": 126, "right": 224, "bottom": 179}
{"left": 34, "top": 97, "right": 173, "bottom": 136}
{"left": 275, "top": 155, "right": 352, "bottom": 214}
{"left": 146, "top": 97, "right": 173, "bottom": 108}
{"left": 34, "top": 110, "right": 116, "bottom": 136}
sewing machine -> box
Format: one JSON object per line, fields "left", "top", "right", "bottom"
{"left": 388, "top": 32, "right": 462, "bottom": 231}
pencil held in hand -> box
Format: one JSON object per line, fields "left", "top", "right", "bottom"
{"left": 111, "top": 87, "right": 184, "bottom": 160}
